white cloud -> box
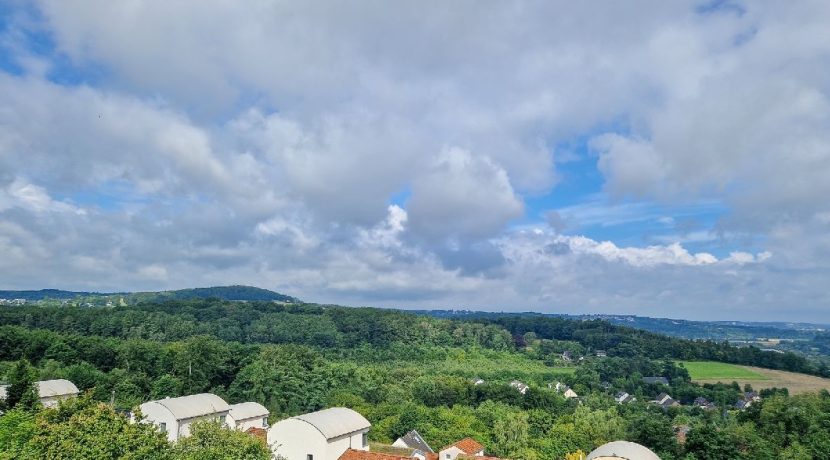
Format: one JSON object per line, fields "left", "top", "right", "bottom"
{"left": 0, "top": 1, "right": 829, "bottom": 321}
{"left": 407, "top": 148, "right": 524, "bottom": 240}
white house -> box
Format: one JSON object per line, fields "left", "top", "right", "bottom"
{"left": 227, "top": 401, "right": 270, "bottom": 431}
{"left": 550, "top": 381, "right": 578, "bottom": 399}
{"left": 509, "top": 380, "right": 529, "bottom": 395}
{"left": 0, "top": 379, "right": 79, "bottom": 408}
{"left": 438, "top": 438, "right": 484, "bottom": 460}
{"left": 138, "top": 393, "right": 231, "bottom": 442}
{"left": 267, "top": 407, "right": 371, "bottom": 460}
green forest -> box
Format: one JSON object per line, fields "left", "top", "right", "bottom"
{"left": 1, "top": 299, "right": 830, "bottom": 459}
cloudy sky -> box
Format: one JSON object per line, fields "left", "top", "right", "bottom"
{"left": 1, "top": 1, "right": 829, "bottom": 321}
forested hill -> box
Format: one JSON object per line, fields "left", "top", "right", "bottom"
{"left": 0, "top": 285, "right": 297, "bottom": 303}
{"left": 129, "top": 285, "right": 298, "bottom": 303}
{"left": 3, "top": 297, "right": 830, "bottom": 458}
{"left": 0, "top": 289, "right": 102, "bottom": 300}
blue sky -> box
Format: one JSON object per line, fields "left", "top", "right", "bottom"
{"left": 1, "top": 1, "right": 829, "bottom": 321}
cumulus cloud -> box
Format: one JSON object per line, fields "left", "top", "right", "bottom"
{"left": 0, "top": 1, "right": 828, "bottom": 321}
{"left": 407, "top": 148, "right": 524, "bottom": 241}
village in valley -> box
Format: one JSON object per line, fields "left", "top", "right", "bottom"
{"left": 0, "top": 343, "right": 770, "bottom": 460}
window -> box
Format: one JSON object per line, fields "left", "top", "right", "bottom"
{"left": 445, "top": 455, "right": 451, "bottom": 459}
{"left": 262, "top": 417, "right": 268, "bottom": 428}
{"left": 219, "top": 415, "right": 226, "bottom": 424}
{"left": 362, "top": 433, "right": 368, "bottom": 447}
{"left": 307, "top": 455, "right": 314, "bottom": 460}
{"left": 159, "top": 422, "right": 167, "bottom": 433}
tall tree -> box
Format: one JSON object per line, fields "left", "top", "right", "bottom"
{"left": 5, "top": 360, "right": 39, "bottom": 411}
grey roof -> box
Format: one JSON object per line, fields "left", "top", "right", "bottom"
{"left": 293, "top": 407, "right": 371, "bottom": 440}
{"left": 143, "top": 393, "right": 230, "bottom": 421}
{"left": 229, "top": 402, "right": 269, "bottom": 421}
{"left": 398, "top": 430, "right": 434, "bottom": 453}
{"left": 1, "top": 380, "right": 79, "bottom": 400}
{"left": 36, "top": 379, "right": 79, "bottom": 398}
{"left": 586, "top": 441, "right": 662, "bottom": 460}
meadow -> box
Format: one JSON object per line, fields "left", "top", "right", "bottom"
{"left": 681, "top": 361, "right": 769, "bottom": 380}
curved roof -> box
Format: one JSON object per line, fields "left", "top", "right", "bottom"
{"left": 36, "top": 379, "right": 79, "bottom": 397}
{"left": 229, "top": 401, "right": 269, "bottom": 420}
{"left": 587, "top": 441, "right": 661, "bottom": 460}
{"left": 144, "top": 393, "right": 231, "bottom": 421}
{"left": 293, "top": 407, "right": 371, "bottom": 440}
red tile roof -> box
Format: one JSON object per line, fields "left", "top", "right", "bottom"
{"left": 244, "top": 427, "right": 267, "bottom": 444}
{"left": 442, "top": 438, "right": 484, "bottom": 455}
{"left": 339, "top": 449, "right": 412, "bottom": 460}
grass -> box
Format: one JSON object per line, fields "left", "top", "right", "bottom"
{"left": 681, "top": 361, "right": 769, "bottom": 380}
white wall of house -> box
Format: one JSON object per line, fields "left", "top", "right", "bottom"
{"left": 269, "top": 418, "right": 329, "bottom": 460}
{"left": 439, "top": 445, "right": 483, "bottom": 460}
{"left": 439, "top": 446, "right": 464, "bottom": 460}
{"left": 139, "top": 401, "right": 180, "bottom": 443}
{"left": 228, "top": 414, "right": 268, "bottom": 431}
{"left": 268, "top": 418, "right": 369, "bottom": 460}
{"left": 138, "top": 401, "right": 228, "bottom": 442}
{"left": 38, "top": 394, "right": 73, "bottom": 408}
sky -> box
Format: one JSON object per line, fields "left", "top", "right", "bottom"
{"left": 1, "top": 1, "right": 829, "bottom": 322}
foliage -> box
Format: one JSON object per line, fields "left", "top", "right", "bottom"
{"left": 16, "top": 396, "right": 173, "bottom": 460}
{"left": 172, "top": 421, "right": 271, "bottom": 460}
{"left": 4, "top": 360, "right": 39, "bottom": 411}
{"left": 2, "top": 299, "right": 830, "bottom": 458}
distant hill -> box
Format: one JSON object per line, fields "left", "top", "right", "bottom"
{"left": 415, "top": 310, "right": 828, "bottom": 343}
{"left": 137, "top": 285, "right": 297, "bottom": 302}
{"left": 0, "top": 289, "right": 103, "bottom": 300}
{"left": 0, "top": 285, "right": 297, "bottom": 303}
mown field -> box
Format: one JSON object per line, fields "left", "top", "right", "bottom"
{"left": 681, "top": 361, "right": 769, "bottom": 380}
{"left": 684, "top": 361, "right": 830, "bottom": 394}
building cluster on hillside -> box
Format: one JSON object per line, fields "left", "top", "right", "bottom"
{"left": 2, "top": 375, "right": 761, "bottom": 459}
{"left": 0, "top": 298, "right": 27, "bottom": 306}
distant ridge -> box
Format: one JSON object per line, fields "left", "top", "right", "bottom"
{"left": 0, "top": 285, "right": 297, "bottom": 303}
{"left": 0, "top": 288, "right": 103, "bottom": 300}
{"left": 144, "top": 285, "right": 297, "bottom": 302}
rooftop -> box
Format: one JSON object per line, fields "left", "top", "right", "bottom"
{"left": 229, "top": 401, "right": 269, "bottom": 421}
{"left": 143, "top": 393, "right": 231, "bottom": 421}
{"left": 586, "top": 441, "right": 661, "bottom": 460}
{"left": 294, "top": 407, "right": 371, "bottom": 440}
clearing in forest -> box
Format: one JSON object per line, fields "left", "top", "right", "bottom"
{"left": 684, "top": 361, "right": 830, "bottom": 394}
{"left": 681, "top": 361, "right": 769, "bottom": 380}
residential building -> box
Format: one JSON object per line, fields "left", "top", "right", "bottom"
{"left": 651, "top": 392, "right": 679, "bottom": 409}
{"left": 0, "top": 379, "right": 79, "bottom": 408}
{"left": 227, "top": 401, "right": 270, "bottom": 431}
{"left": 614, "top": 392, "right": 635, "bottom": 404}
{"left": 268, "top": 407, "right": 371, "bottom": 460}
{"left": 642, "top": 377, "right": 669, "bottom": 386}
{"left": 561, "top": 351, "right": 573, "bottom": 362}
{"left": 509, "top": 380, "right": 528, "bottom": 395}
{"left": 393, "top": 430, "right": 434, "bottom": 456}
{"left": 595, "top": 350, "right": 607, "bottom": 358}
{"left": 138, "top": 393, "right": 231, "bottom": 442}
{"left": 586, "top": 441, "right": 661, "bottom": 460}
{"left": 438, "top": 438, "right": 484, "bottom": 460}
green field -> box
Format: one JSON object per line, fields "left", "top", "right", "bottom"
{"left": 681, "top": 361, "right": 769, "bottom": 380}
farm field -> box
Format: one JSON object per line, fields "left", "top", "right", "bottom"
{"left": 685, "top": 361, "right": 830, "bottom": 394}
{"left": 681, "top": 361, "right": 769, "bottom": 380}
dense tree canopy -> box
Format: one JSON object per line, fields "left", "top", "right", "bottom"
{"left": 2, "top": 299, "right": 830, "bottom": 459}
